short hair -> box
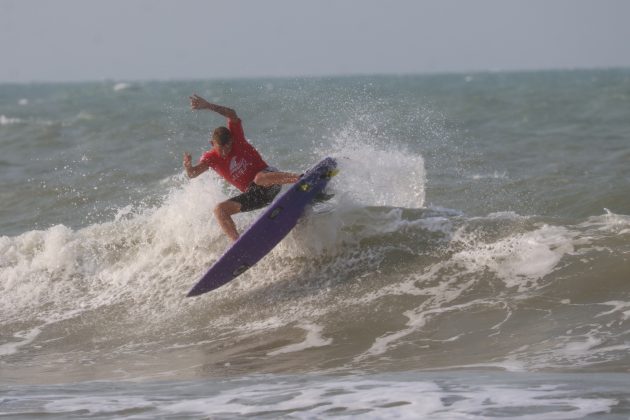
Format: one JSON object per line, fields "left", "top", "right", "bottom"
{"left": 212, "top": 126, "right": 232, "bottom": 145}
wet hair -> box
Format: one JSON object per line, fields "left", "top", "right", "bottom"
{"left": 212, "top": 126, "right": 232, "bottom": 146}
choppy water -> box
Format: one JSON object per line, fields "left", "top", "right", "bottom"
{"left": 1, "top": 70, "right": 630, "bottom": 418}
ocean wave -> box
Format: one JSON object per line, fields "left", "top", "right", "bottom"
{"left": 2, "top": 73, "right": 630, "bottom": 383}
{"left": 2, "top": 190, "right": 629, "bottom": 379}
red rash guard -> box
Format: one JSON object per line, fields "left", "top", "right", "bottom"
{"left": 199, "top": 119, "right": 269, "bottom": 192}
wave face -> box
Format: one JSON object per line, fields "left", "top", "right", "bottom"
{"left": 1, "top": 72, "right": 630, "bottom": 393}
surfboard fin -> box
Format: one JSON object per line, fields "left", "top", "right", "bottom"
{"left": 313, "top": 192, "right": 335, "bottom": 203}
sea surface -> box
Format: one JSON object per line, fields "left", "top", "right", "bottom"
{"left": 1, "top": 70, "right": 630, "bottom": 418}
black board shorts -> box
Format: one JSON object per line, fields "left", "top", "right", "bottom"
{"left": 228, "top": 168, "right": 281, "bottom": 212}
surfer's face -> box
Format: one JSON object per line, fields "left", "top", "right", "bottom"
{"left": 212, "top": 139, "right": 232, "bottom": 158}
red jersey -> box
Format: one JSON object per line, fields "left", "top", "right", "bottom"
{"left": 199, "top": 118, "right": 268, "bottom": 192}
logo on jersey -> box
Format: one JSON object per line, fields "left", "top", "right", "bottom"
{"left": 229, "top": 156, "right": 249, "bottom": 179}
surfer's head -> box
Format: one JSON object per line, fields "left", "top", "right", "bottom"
{"left": 211, "top": 126, "right": 232, "bottom": 157}
{"left": 212, "top": 126, "right": 232, "bottom": 146}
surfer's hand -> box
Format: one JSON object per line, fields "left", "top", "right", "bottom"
{"left": 183, "top": 152, "right": 192, "bottom": 169}
{"left": 189, "top": 94, "right": 210, "bottom": 110}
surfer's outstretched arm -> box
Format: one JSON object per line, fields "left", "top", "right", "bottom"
{"left": 189, "top": 94, "right": 239, "bottom": 120}
{"left": 183, "top": 152, "right": 209, "bottom": 178}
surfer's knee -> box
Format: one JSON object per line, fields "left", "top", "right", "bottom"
{"left": 214, "top": 201, "right": 240, "bottom": 219}
{"left": 253, "top": 171, "right": 270, "bottom": 187}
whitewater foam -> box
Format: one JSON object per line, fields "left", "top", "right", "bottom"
{"left": 267, "top": 323, "right": 332, "bottom": 356}
{"left": 31, "top": 373, "right": 620, "bottom": 419}
{"left": 452, "top": 224, "right": 577, "bottom": 292}
{"left": 0, "top": 114, "right": 22, "bottom": 125}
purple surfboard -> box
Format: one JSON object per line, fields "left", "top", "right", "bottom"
{"left": 187, "top": 157, "right": 337, "bottom": 297}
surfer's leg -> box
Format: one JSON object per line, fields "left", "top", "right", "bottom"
{"left": 253, "top": 170, "right": 300, "bottom": 187}
{"left": 230, "top": 183, "right": 281, "bottom": 213}
{"left": 214, "top": 200, "right": 241, "bottom": 241}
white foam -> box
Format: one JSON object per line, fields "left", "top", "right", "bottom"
{"left": 113, "top": 82, "right": 132, "bottom": 91}
{"left": 596, "top": 301, "right": 630, "bottom": 320}
{"left": 361, "top": 297, "right": 488, "bottom": 359}
{"left": 0, "top": 327, "right": 42, "bottom": 356}
{"left": 561, "top": 335, "right": 604, "bottom": 355}
{"left": 267, "top": 323, "right": 332, "bottom": 356}
{"left": 0, "top": 173, "right": 228, "bottom": 326}
{"left": 580, "top": 209, "right": 630, "bottom": 236}
{"left": 11, "top": 374, "right": 618, "bottom": 419}
{"left": 452, "top": 224, "right": 576, "bottom": 291}
{"left": 322, "top": 115, "right": 426, "bottom": 209}
{"left": 0, "top": 114, "right": 57, "bottom": 127}
{"left": 484, "top": 211, "right": 527, "bottom": 220}
{"left": 158, "top": 376, "right": 616, "bottom": 419}
{"left": 45, "top": 396, "right": 154, "bottom": 416}
{"left": 504, "top": 308, "right": 630, "bottom": 371}
{"left": 0, "top": 114, "right": 22, "bottom": 125}
{"left": 354, "top": 219, "right": 579, "bottom": 360}
{"left": 162, "top": 379, "right": 444, "bottom": 418}
{"left": 0, "top": 307, "right": 89, "bottom": 359}
{"left": 336, "top": 152, "right": 425, "bottom": 208}
{"left": 469, "top": 171, "right": 508, "bottom": 180}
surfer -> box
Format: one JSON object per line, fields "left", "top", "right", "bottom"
{"left": 183, "top": 94, "right": 301, "bottom": 241}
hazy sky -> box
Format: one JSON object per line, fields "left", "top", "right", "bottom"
{"left": 2, "top": 0, "right": 630, "bottom": 83}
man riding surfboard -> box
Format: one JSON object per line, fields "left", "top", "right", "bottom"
{"left": 183, "top": 94, "right": 300, "bottom": 241}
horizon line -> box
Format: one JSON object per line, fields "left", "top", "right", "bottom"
{"left": 1, "top": 65, "right": 629, "bottom": 86}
